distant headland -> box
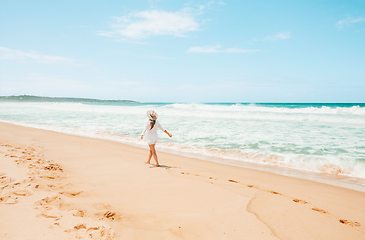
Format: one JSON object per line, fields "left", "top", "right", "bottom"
{"left": 0, "top": 95, "right": 138, "bottom": 103}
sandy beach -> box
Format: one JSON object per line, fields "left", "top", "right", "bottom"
{"left": 1, "top": 121, "right": 365, "bottom": 239}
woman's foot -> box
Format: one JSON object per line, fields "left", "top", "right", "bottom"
{"left": 156, "top": 164, "right": 160, "bottom": 167}
{"left": 145, "top": 161, "right": 150, "bottom": 164}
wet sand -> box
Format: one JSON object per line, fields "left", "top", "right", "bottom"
{"left": 1, "top": 121, "right": 365, "bottom": 239}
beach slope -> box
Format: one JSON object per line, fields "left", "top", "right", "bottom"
{"left": 1, "top": 122, "right": 365, "bottom": 239}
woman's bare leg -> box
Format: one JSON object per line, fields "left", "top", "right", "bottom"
{"left": 146, "top": 149, "right": 153, "bottom": 164}
{"left": 148, "top": 144, "right": 159, "bottom": 167}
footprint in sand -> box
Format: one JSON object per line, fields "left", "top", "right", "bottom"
{"left": 0, "top": 184, "right": 9, "bottom": 191}
{"left": 93, "top": 204, "right": 123, "bottom": 222}
{"left": 0, "top": 175, "right": 12, "bottom": 186}
{"left": 312, "top": 207, "right": 328, "bottom": 214}
{"left": 35, "top": 183, "right": 73, "bottom": 191}
{"left": 70, "top": 209, "right": 86, "bottom": 217}
{"left": 95, "top": 210, "right": 123, "bottom": 222}
{"left": 1, "top": 176, "right": 33, "bottom": 204}
{"left": 37, "top": 208, "right": 63, "bottom": 219}
{"left": 228, "top": 179, "right": 239, "bottom": 183}
{"left": 339, "top": 219, "right": 361, "bottom": 227}
{"left": 44, "top": 163, "right": 64, "bottom": 172}
{"left": 34, "top": 195, "right": 72, "bottom": 211}
{"left": 65, "top": 225, "right": 115, "bottom": 240}
{"left": 28, "top": 164, "right": 38, "bottom": 169}
{"left": 293, "top": 199, "right": 308, "bottom": 204}
{"left": 74, "top": 224, "right": 87, "bottom": 230}
{"left": 103, "top": 211, "right": 116, "bottom": 220}
{"left": 268, "top": 190, "right": 281, "bottom": 195}
{"left": 86, "top": 226, "right": 115, "bottom": 239}
{"left": 0, "top": 195, "right": 19, "bottom": 204}
{"left": 59, "top": 190, "right": 84, "bottom": 198}
{"left": 39, "top": 174, "right": 61, "bottom": 180}
{"left": 12, "top": 189, "right": 32, "bottom": 197}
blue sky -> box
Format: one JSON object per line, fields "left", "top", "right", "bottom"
{"left": 0, "top": 0, "right": 364, "bottom": 102}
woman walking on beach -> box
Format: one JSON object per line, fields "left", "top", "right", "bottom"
{"left": 141, "top": 110, "right": 172, "bottom": 167}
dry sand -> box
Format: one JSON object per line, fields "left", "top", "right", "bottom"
{"left": 1, "top": 121, "right": 365, "bottom": 240}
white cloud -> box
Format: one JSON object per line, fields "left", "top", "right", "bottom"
{"left": 336, "top": 16, "right": 364, "bottom": 29}
{"left": 264, "top": 31, "right": 291, "bottom": 41}
{"left": 0, "top": 46, "right": 77, "bottom": 65}
{"left": 99, "top": 9, "right": 200, "bottom": 39}
{"left": 187, "top": 45, "right": 259, "bottom": 53}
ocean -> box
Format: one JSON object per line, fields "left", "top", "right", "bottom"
{"left": 1, "top": 99, "right": 365, "bottom": 190}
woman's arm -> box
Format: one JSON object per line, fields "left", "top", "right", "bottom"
{"left": 156, "top": 121, "right": 172, "bottom": 137}
{"left": 141, "top": 123, "right": 149, "bottom": 139}
{"left": 164, "top": 130, "right": 172, "bottom": 138}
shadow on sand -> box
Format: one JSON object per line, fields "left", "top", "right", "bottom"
{"left": 149, "top": 164, "right": 175, "bottom": 169}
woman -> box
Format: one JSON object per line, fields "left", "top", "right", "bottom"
{"left": 141, "top": 110, "right": 172, "bottom": 167}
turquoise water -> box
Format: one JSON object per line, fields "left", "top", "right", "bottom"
{"left": 0, "top": 100, "right": 365, "bottom": 180}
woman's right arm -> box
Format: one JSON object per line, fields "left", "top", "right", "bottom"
{"left": 141, "top": 123, "right": 149, "bottom": 139}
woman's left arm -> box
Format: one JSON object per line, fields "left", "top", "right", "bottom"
{"left": 158, "top": 122, "right": 172, "bottom": 137}
{"left": 164, "top": 130, "right": 172, "bottom": 138}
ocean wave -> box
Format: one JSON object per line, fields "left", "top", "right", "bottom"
{"left": 162, "top": 103, "right": 365, "bottom": 125}
{"left": 166, "top": 103, "right": 365, "bottom": 115}
{"left": 7, "top": 102, "right": 365, "bottom": 123}
{"left": 155, "top": 141, "right": 365, "bottom": 179}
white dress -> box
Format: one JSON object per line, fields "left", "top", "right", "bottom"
{"left": 141, "top": 120, "right": 165, "bottom": 145}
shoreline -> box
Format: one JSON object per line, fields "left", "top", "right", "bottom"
{"left": 156, "top": 147, "right": 365, "bottom": 193}
{"left": 1, "top": 121, "right": 365, "bottom": 239}
{"left": 2, "top": 120, "right": 365, "bottom": 193}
